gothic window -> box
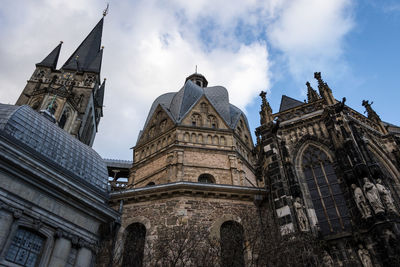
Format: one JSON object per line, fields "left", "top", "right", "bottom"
{"left": 208, "top": 115, "right": 217, "bottom": 128}
{"left": 244, "top": 135, "right": 249, "bottom": 146}
{"left": 301, "top": 145, "right": 350, "bottom": 235}
{"left": 148, "top": 126, "right": 155, "bottom": 138}
{"left": 84, "top": 75, "right": 95, "bottom": 86}
{"left": 220, "top": 221, "right": 245, "bottom": 267}
{"left": 123, "top": 223, "right": 146, "bottom": 267}
{"left": 237, "top": 126, "right": 242, "bottom": 136}
{"left": 198, "top": 174, "right": 215, "bottom": 184}
{"left": 200, "top": 102, "right": 208, "bottom": 113}
{"left": 59, "top": 107, "right": 71, "bottom": 129}
{"left": 6, "top": 228, "right": 45, "bottom": 267}
{"left": 191, "top": 113, "right": 202, "bottom": 126}
{"left": 160, "top": 119, "right": 167, "bottom": 132}
{"left": 35, "top": 70, "right": 45, "bottom": 79}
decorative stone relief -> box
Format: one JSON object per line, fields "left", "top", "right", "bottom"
{"left": 376, "top": 179, "right": 398, "bottom": 214}
{"left": 363, "top": 178, "right": 385, "bottom": 214}
{"left": 351, "top": 184, "right": 372, "bottom": 219}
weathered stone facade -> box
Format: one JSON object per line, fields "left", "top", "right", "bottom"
{"left": 256, "top": 72, "right": 400, "bottom": 266}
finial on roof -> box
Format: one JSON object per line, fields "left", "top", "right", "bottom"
{"left": 306, "top": 81, "right": 319, "bottom": 102}
{"left": 195, "top": 65, "right": 197, "bottom": 73}
{"left": 60, "top": 41, "right": 63, "bottom": 44}
{"left": 259, "top": 90, "right": 273, "bottom": 125}
{"left": 103, "top": 3, "right": 109, "bottom": 17}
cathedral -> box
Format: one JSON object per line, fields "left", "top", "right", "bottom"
{"left": 1, "top": 13, "right": 400, "bottom": 267}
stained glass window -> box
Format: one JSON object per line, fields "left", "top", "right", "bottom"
{"left": 302, "top": 145, "right": 350, "bottom": 235}
{"left": 6, "top": 228, "right": 44, "bottom": 267}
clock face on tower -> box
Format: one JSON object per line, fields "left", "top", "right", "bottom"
{"left": 63, "top": 72, "right": 73, "bottom": 79}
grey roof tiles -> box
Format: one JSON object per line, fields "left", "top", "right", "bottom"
{"left": 138, "top": 80, "right": 251, "bottom": 144}
{"left": 279, "top": 95, "right": 304, "bottom": 112}
{"left": 36, "top": 42, "right": 62, "bottom": 70}
{"left": 0, "top": 104, "right": 109, "bottom": 193}
{"left": 62, "top": 18, "right": 104, "bottom": 73}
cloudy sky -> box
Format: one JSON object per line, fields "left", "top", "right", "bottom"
{"left": 0, "top": 0, "right": 399, "bottom": 160}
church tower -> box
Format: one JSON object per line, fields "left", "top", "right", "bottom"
{"left": 15, "top": 16, "right": 107, "bottom": 147}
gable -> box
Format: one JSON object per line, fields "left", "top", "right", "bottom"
{"left": 180, "top": 96, "right": 230, "bottom": 130}
{"left": 234, "top": 114, "right": 254, "bottom": 147}
{"left": 137, "top": 104, "right": 175, "bottom": 145}
{"left": 279, "top": 95, "right": 304, "bottom": 112}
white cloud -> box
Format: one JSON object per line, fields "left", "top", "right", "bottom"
{"left": 268, "top": 0, "right": 354, "bottom": 78}
{"left": 0, "top": 0, "right": 354, "bottom": 159}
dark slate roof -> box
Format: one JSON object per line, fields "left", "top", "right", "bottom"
{"left": 36, "top": 42, "right": 62, "bottom": 69}
{"left": 95, "top": 79, "right": 106, "bottom": 107}
{"left": 138, "top": 80, "right": 251, "bottom": 144}
{"left": 279, "top": 95, "right": 304, "bottom": 112}
{"left": 0, "top": 104, "right": 109, "bottom": 193}
{"left": 62, "top": 18, "right": 103, "bottom": 73}
{"left": 103, "top": 158, "right": 133, "bottom": 169}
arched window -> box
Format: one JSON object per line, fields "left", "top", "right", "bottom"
{"left": 200, "top": 102, "right": 208, "bottom": 113}
{"left": 59, "top": 108, "right": 71, "bottom": 129}
{"left": 220, "top": 221, "right": 245, "bottom": 267}
{"left": 146, "top": 182, "right": 155, "bottom": 187}
{"left": 301, "top": 145, "right": 350, "bottom": 235}
{"left": 84, "top": 75, "right": 95, "bottom": 86}
{"left": 123, "top": 223, "right": 146, "bottom": 267}
{"left": 198, "top": 174, "right": 215, "bottom": 184}
{"left": 36, "top": 70, "right": 45, "bottom": 78}
{"left": 191, "top": 113, "right": 202, "bottom": 126}
{"left": 208, "top": 115, "right": 218, "bottom": 128}
{"left": 6, "top": 228, "right": 45, "bottom": 266}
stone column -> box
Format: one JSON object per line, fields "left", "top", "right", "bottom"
{"left": 74, "top": 247, "right": 92, "bottom": 267}
{"left": 48, "top": 236, "right": 72, "bottom": 267}
{"left": 0, "top": 210, "right": 13, "bottom": 250}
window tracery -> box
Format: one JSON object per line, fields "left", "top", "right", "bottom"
{"left": 301, "top": 145, "right": 350, "bottom": 235}
{"left": 208, "top": 115, "right": 217, "bottom": 128}
{"left": 191, "top": 113, "right": 202, "bottom": 126}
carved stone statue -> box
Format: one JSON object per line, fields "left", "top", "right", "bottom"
{"left": 363, "top": 178, "right": 385, "bottom": 214}
{"left": 376, "top": 179, "right": 398, "bottom": 214}
{"left": 351, "top": 184, "right": 372, "bottom": 219}
{"left": 357, "top": 245, "right": 373, "bottom": 267}
{"left": 294, "top": 197, "right": 310, "bottom": 231}
{"left": 322, "top": 251, "right": 334, "bottom": 267}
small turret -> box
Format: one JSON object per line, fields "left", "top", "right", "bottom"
{"left": 314, "top": 72, "right": 336, "bottom": 105}
{"left": 185, "top": 72, "right": 208, "bottom": 87}
{"left": 62, "top": 18, "right": 104, "bottom": 73}
{"left": 36, "top": 41, "right": 63, "bottom": 70}
{"left": 306, "top": 81, "right": 320, "bottom": 102}
{"left": 259, "top": 91, "right": 273, "bottom": 125}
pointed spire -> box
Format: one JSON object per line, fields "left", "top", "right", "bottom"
{"left": 62, "top": 18, "right": 104, "bottom": 73}
{"left": 87, "top": 47, "right": 103, "bottom": 73}
{"left": 95, "top": 78, "right": 106, "bottom": 108}
{"left": 36, "top": 41, "right": 63, "bottom": 69}
{"left": 306, "top": 81, "right": 320, "bottom": 102}
{"left": 259, "top": 91, "right": 273, "bottom": 125}
{"left": 314, "top": 72, "right": 336, "bottom": 105}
